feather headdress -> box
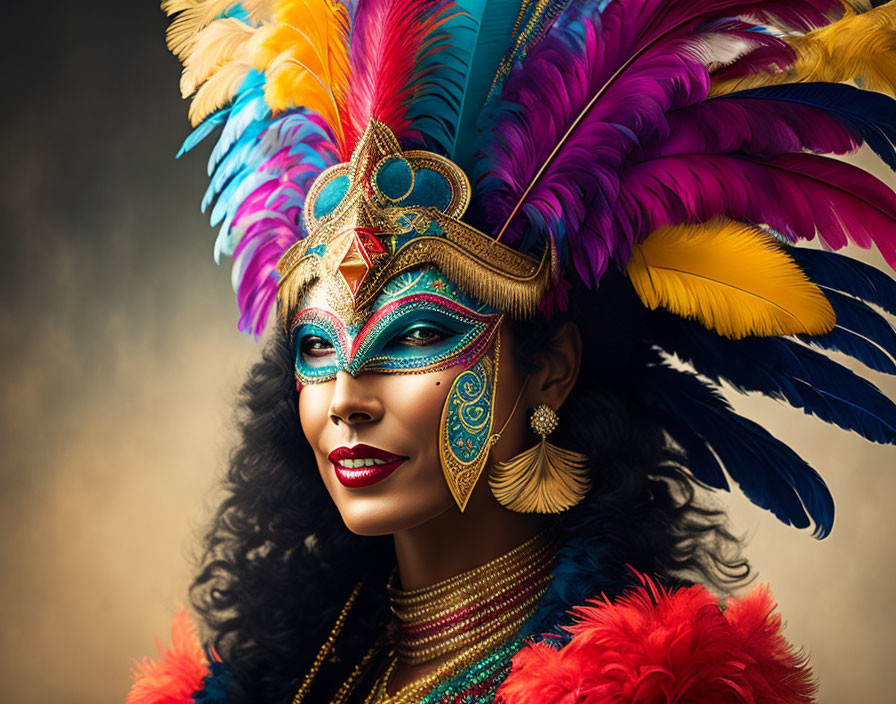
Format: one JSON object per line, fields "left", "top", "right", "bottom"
{"left": 165, "top": 0, "right": 896, "bottom": 536}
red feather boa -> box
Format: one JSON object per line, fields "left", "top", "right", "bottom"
{"left": 498, "top": 577, "right": 815, "bottom": 704}
{"left": 126, "top": 609, "right": 209, "bottom": 704}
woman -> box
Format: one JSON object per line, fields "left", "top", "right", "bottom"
{"left": 130, "top": 1, "right": 896, "bottom": 702}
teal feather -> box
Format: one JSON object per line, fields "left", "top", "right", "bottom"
{"left": 405, "top": 1, "right": 523, "bottom": 166}
{"left": 450, "top": 0, "right": 526, "bottom": 171}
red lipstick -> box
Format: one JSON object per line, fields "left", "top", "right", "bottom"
{"left": 328, "top": 444, "right": 408, "bottom": 488}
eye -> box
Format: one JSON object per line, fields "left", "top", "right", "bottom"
{"left": 393, "top": 324, "right": 450, "bottom": 347}
{"left": 300, "top": 335, "right": 335, "bottom": 358}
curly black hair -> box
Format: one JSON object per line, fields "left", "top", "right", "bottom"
{"left": 190, "top": 270, "right": 749, "bottom": 703}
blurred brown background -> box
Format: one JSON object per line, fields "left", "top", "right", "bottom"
{"left": 1, "top": 3, "right": 894, "bottom": 703}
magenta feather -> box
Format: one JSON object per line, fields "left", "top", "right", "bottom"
{"left": 229, "top": 118, "right": 338, "bottom": 337}
{"left": 618, "top": 153, "right": 896, "bottom": 269}
{"left": 344, "top": 0, "right": 453, "bottom": 153}
{"left": 480, "top": 14, "right": 710, "bottom": 272}
{"left": 477, "top": 0, "right": 842, "bottom": 282}
{"left": 653, "top": 98, "right": 859, "bottom": 158}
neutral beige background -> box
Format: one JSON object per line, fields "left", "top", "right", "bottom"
{"left": 1, "top": 4, "right": 895, "bottom": 703}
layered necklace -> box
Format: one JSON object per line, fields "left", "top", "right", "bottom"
{"left": 364, "top": 530, "right": 557, "bottom": 704}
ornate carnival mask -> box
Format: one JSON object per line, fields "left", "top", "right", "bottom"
{"left": 279, "top": 121, "right": 546, "bottom": 511}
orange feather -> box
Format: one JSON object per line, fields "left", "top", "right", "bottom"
{"left": 253, "top": 0, "right": 351, "bottom": 147}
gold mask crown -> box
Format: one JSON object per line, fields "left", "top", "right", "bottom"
{"left": 276, "top": 120, "right": 553, "bottom": 326}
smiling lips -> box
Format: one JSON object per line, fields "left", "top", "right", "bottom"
{"left": 329, "top": 444, "right": 408, "bottom": 488}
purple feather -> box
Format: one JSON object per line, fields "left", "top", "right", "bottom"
{"left": 480, "top": 14, "right": 709, "bottom": 266}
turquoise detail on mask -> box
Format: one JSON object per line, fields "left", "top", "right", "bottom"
{"left": 377, "top": 157, "right": 414, "bottom": 201}
{"left": 376, "top": 269, "right": 491, "bottom": 311}
{"left": 290, "top": 310, "right": 350, "bottom": 382}
{"left": 401, "top": 168, "right": 453, "bottom": 210}
{"left": 291, "top": 269, "right": 500, "bottom": 385}
{"left": 373, "top": 158, "right": 454, "bottom": 212}
{"left": 443, "top": 357, "right": 495, "bottom": 465}
{"left": 312, "top": 174, "right": 350, "bottom": 218}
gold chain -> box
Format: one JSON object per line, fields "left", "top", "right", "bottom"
{"left": 329, "top": 638, "right": 388, "bottom": 704}
{"left": 388, "top": 530, "right": 550, "bottom": 606}
{"left": 291, "top": 579, "right": 365, "bottom": 704}
{"left": 396, "top": 581, "right": 550, "bottom": 665}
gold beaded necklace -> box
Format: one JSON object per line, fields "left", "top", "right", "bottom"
{"left": 360, "top": 530, "right": 556, "bottom": 704}
{"left": 292, "top": 531, "right": 557, "bottom": 704}
{"left": 388, "top": 531, "right": 555, "bottom": 665}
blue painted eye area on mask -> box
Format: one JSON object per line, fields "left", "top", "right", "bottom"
{"left": 291, "top": 270, "right": 501, "bottom": 385}
{"left": 291, "top": 309, "right": 350, "bottom": 382}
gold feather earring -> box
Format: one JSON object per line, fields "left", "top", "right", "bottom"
{"left": 489, "top": 404, "right": 591, "bottom": 513}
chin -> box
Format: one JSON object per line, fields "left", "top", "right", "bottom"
{"left": 330, "top": 484, "right": 455, "bottom": 536}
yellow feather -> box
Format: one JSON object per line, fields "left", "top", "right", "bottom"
{"left": 180, "top": 17, "right": 257, "bottom": 98}
{"left": 253, "top": 0, "right": 350, "bottom": 141}
{"left": 188, "top": 60, "right": 253, "bottom": 126}
{"left": 711, "top": 3, "right": 896, "bottom": 97}
{"left": 627, "top": 220, "right": 836, "bottom": 339}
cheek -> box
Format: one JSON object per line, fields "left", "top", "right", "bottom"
{"left": 377, "top": 371, "right": 456, "bottom": 451}
{"left": 298, "top": 384, "right": 332, "bottom": 452}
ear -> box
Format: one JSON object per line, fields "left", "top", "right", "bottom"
{"left": 525, "top": 322, "right": 582, "bottom": 412}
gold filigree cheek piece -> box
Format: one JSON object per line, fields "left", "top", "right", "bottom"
{"left": 274, "top": 120, "right": 555, "bottom": 327}
{"left": 489, "top": 403, "right": 591, "bottom": 514}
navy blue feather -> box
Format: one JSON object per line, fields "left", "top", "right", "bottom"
{"left": 645, "top": 402, "right": 730, "bottom": 490}
{"left": 791, "top": 248, "right": 896, "bottom": 316}
{"left": 642, "top": 364, "right": 834, "bottom": 537}
{"left": 727, "top": 83, "right": 896, "bottom": 170}
{"left": 798, "top": 288, "right": 896, "bottom": 374}
{"left": 800, "top": 326, "right": 896, "bottom": 374}
{"left": 649, "top": 314, "right": 896, "bottom": 444}
{"left": 528, "top": 537, "right": 621, "bottom": 642}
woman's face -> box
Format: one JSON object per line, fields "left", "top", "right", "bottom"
{"left": 294, "top": 268, "right": 512, "bottom": 535}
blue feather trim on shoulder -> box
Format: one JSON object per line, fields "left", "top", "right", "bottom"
{"left": 193, "top": 661, "right": 232, "bottom": 704}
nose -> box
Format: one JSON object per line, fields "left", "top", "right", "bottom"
{"left": 328, "top": 371, "right": 384, "bottom": 427}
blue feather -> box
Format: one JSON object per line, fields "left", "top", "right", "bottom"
{"left": 729, "top": 83, "right": 896, "bottom": 171}
{"left": 404, "top": 1, "right": 525, "bottom": 163}
{"left": 798, "top": 288, "right": 896, "bottom": 374}
{"left": 800, "top": 327, "right": 896, "bottom": 375}
{"left": 644, "top": 401, "right": 730, "bottom": 490}
{"left": 404, "top": 6, "right": 476, "bottom": 154}
{"left": 213, "top": 90, "right": 270, "bottom": 169}
{"left": 527, "top": 538, "right": 621, "bottom": 641}
{"left": 650, "top": 314, "right": 896, "bottom": 444}
{"left": 791, "top": 248, "right": 896, "bottom": 317}
{"left": 643, "top": 364, "right": 834, "bottom": 537}
{"left": 178, "top": 112, "right": 229, "bottom": 158}
{"left": 204, "top": 129, "right": 265, "bottom": 216}
{"left": 208, "top": 73, "right": 266, "bottom": 171}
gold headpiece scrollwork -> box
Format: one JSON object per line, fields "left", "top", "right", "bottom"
{"left": 276, "top": 120, "right": 553, "bottom": 325}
